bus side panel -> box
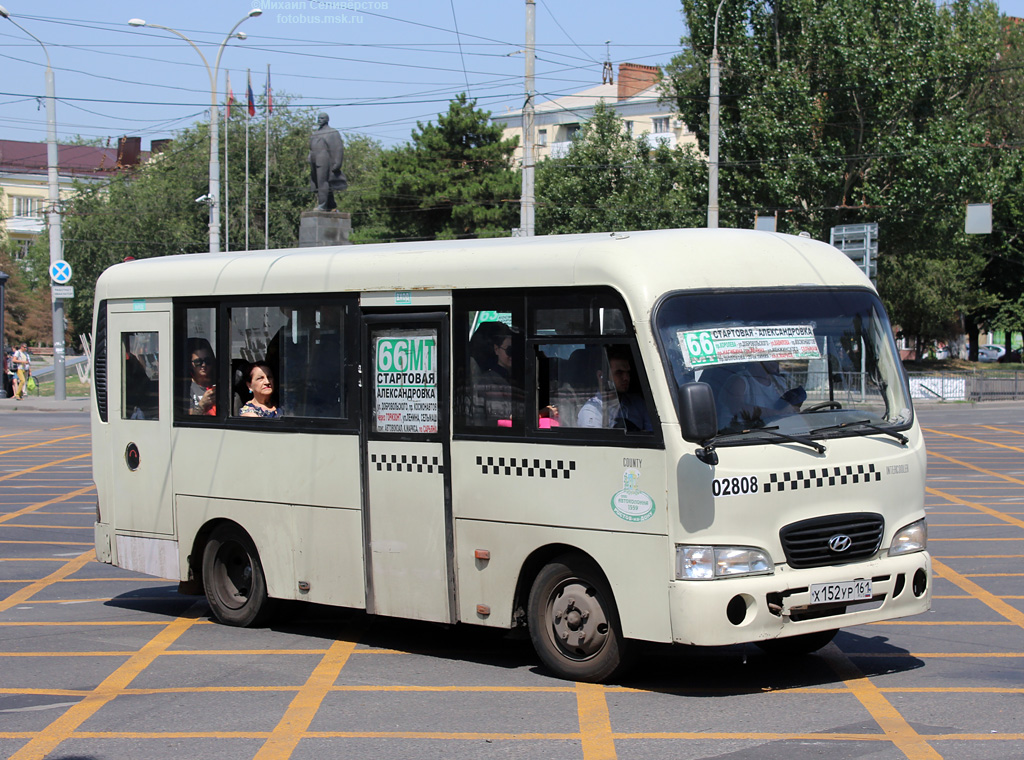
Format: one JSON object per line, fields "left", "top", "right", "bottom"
{"left": 451, "top": 441, "right": 668, "bottom": 535}
{"left": 172, "top": 428, "right": 365, "bottom": 607}
{"left": 454, "top": 519, "right": 672, "bottom": 642}
{"left": 452, "top": 440, "right": 672, "bottom": 643}
{"left": 176, "top": 496, "right": 365, "bottom": 608}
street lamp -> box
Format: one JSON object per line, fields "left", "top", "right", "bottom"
{"left": 707, "top": 0, "right": 727, "bottom": 229}
{"left": 128, "top": 10, "right": 261, "bottom": 254}
{"left": 0, "top": 5, "right": 68, "bottom": 400}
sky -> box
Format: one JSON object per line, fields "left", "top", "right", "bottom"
{"left": 0, "top": 0, "right": 688, "bottom": 150}
{"left": 3, "top": 0, "right": 1024, "bottom": 152}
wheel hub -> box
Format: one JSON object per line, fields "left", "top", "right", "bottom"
{"left": 550, "top": 582, "right": 609, "bottom": 659}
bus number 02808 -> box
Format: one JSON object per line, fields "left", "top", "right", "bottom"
{"left": 712, "top": 476, "right": 759, "bottom": 497}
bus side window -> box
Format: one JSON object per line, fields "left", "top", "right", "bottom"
{"left": 228, "top": 302, "right": 347, "bottom": 419}
{"left": 177, "top": 306, "right": 218, "bottom": 420}
{"left": 122, "top": 332, "right": 159, "bottom": 421}
{"left": 455, "top": 303, "right": 525, "bottom": 432}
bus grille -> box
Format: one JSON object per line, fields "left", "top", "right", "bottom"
{"left": 779, "top": 513, "right": 884, "bottom": 568}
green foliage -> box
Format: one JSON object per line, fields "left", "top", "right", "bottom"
{"left": 0, "top": 241, "right": 50, "bottom": 348}
{"left": 663, "top": 0, "right": 1009, "bottom": 349}
{"left": 374, "top": 93, "right": 520, "bottom": 241}
{"left": 536, "top": 102, "right": 706, "bottom": 234}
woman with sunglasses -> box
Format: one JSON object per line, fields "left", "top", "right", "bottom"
{"left": 186, "top": 338, "right": 217, "bottom": 416}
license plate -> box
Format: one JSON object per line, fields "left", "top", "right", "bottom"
{"left": 809, "top": 579, "right": 872, "bottom": 605}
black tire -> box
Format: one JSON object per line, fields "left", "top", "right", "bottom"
{"left": 202, "top": 524, "right": 274, "bottom": 627}
{"left": 756, "top": 629, "right": 837, "bottom": 656}
{"left": 527, "top": 553, "right": 629, "bottom": 683}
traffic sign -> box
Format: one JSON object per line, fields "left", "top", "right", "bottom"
{"left": 52, "top": 285, "right": 74, "bottom": 299}
{"left": 50, "top": 260, "right": 73, "bottom": 285}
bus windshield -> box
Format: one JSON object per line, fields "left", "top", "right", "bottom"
{"left": 656, "top": 289, "right": 912, "bottom": 442}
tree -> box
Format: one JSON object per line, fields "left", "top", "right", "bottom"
{"left": 536, "top": 102, "right": 706, "bottom": 234}
{"left": 662, "top": 0, "right": 1007, "bottom": 353}
{"left": 1, "top": 242, "right": 50, "bottom": 348}
{"left": 374, "top": 94, "right": 520, "bottom": 241}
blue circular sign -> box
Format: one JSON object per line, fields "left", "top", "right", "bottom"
{"left": 50, "top": 260, "right": 72, "bottom": 284}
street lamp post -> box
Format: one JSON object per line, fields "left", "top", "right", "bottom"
{"left": 0, "top": 5, "right": 68, "bottom": 399}
{"left": 128, "top": 10, "right": 261, "bottom": 254}
{"left": 707, "top": 0, "right": 727, "bottom": 229}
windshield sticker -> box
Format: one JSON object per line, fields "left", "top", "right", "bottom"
{"left": 678, "top": 325, "right": 822, "bottom": 368}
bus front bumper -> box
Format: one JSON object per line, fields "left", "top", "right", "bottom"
{"left": 668, "top": 551, "right": 931, "bottom": 646}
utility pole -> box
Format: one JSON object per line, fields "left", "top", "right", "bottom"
{"left": 520, "top": 0, "right": 536, "bottom": 237}
{"left": 0, "top": 6, "right": 67, "bottom": 399}
{"left": 707, "top": 0, "right": 727, "bottom": 229}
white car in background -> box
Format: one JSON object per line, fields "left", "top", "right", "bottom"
{"left": 978, "top": 344, "right": 1006, "bottom": 363}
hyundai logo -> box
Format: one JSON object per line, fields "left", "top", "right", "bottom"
{"left": 828, "top": 534, "right": 853, "bottom": 552}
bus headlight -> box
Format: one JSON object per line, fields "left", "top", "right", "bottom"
{"left": 676, "top": 545, "right": 774, "bottom": 580}
{"left": 889, "top": 518, "right": 927, "bottom": 556}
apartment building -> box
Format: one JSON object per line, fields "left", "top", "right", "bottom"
{"left": 0, "top": 137, "right": 146, "bottom": 260}
{"left": 493, "top": 63, "right": 696, "bottom": 162}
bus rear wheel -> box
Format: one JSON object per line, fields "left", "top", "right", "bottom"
{"left": 202, "top": 524, "right": 274, "bottom": 627}
{"left": 528, "top": 554, "right": 628, "bottom": 683}
{"left": 756, "top": 629, "right": 837, "bottom": 656}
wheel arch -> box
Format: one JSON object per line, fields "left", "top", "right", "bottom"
{"left": 512, "top": 544, "right": 613, "bottom": 628}
{"left": 184, "top": 517, "right": 247, "bottom": 592}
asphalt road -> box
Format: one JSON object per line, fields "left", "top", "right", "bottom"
{"left": 0, "top": 403, "right": 1022, "bottom": 760}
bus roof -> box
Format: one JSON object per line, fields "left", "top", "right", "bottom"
{"left": 94, "top": 228, "right": 873, "bottom": 316}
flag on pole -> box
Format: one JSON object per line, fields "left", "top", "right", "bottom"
{"left": 226, "top": 72, "right": 236, "bottom": 118}
{"left": 246, "top": 70, "right": 256, "bottom": 118}
{"left": 265, "top": 66, "right": 273, "bottom": 115}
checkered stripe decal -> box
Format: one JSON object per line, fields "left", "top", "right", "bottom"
{"left": 370, "top": 453, "right": 443, "bottom": 474}
{"left": 476, "top": 456, "right": 575, "bottom": 480}
{"left": 764, "top": 464, "right": 880, "bottom": 493}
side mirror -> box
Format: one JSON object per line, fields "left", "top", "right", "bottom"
{"left": 678, "top": 382, "right": 718, "bottom": 442}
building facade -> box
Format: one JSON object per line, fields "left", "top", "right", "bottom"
{"left": 0, "top": 137, "right": 145, "bottom": 261}
{"left": 493, "top": 63, "right": 697, "bottom": 162}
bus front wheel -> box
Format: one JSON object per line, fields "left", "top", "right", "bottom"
{"left": 202, "top": 524, "right": 274, "bottom": 627}
{"left": 528, "top": 554, "right": 628, "bottom": 683}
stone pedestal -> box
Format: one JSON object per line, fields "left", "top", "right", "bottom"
{"left": 299, "top": 210, "right": 352, "bottom": 247}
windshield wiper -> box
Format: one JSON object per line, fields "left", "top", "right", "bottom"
{"left": 810, "top": 419, "right": 908, "bottom": 445}
{"left": 707, "top": 426, "right": 826, "bottom": 455}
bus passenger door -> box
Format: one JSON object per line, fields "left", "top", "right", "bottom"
{"left": 362, "top": 315, "right": 453, "bottom": 623}
{"left": 107, "top": 305, "right": 174, "bottom": 535}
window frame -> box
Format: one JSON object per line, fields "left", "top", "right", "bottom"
{"left": 173, "top": 294, "right": 360, "bottom": 433}
{"left": 453, "top": 287, "right": 663, "bottom": 448}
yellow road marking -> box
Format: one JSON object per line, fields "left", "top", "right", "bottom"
{"left": 48, "top": 425, "right": 84, "bottom": 431}
{"left": 926, "top": 486, "right": 1024, "bottom": 530}
{"left": 253, "top": 636, "right": 360, "bottom": 760}
{"left": 979, "top": 425, "right": 1024, "bottom": 436}
{"left": 0, "top": 486, "right": 94, "bottom": 527}
{"left": 922, "top": 427, "right": 1024, "bottom": 453}
{"left": 575, "top": 681, "right": 617, "bottom": 760}
{"left": 2, "top": 729, "right": 1024, "bottom": 742}
{"left": 822, "top": 645, "right": 941, "bottom": 759}
{"left": 932, "top": 559, "right": 1024, "bottom": 629}
{"left": 0, "top": 541, "right": 93, "bottom": 546}
{"left": 869, "top": 620, "right": 1013, "bottom": 625}
{"left": 0, "top": 552, "right": 94, "bottom": 613}
{"left": 927, "top": 451, "right": 1024, "bottom": 487}
{"left": 0, "top": 454, "right": 90, "bottom": 483}
{"left": 0, "top": 434, "right": 90, "bottom": 457}
{"left": 8, "top": 604, "right": 202, "bottom": 760}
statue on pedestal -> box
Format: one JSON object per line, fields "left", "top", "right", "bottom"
{"left": 309, "top": 112, "right": 348, "bottom": 211}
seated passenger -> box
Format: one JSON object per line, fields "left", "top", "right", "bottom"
{"left": 239, "top": 362, "right": 280, "bottom": 418}
{"left": 187, "top": 338, "right": 216, "bottom": 416}
{"left": 578, "top": 346, "right": 652, "bottom": 431}
{"left": 717, "top": 360, "right": 806, "bottom": 430}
